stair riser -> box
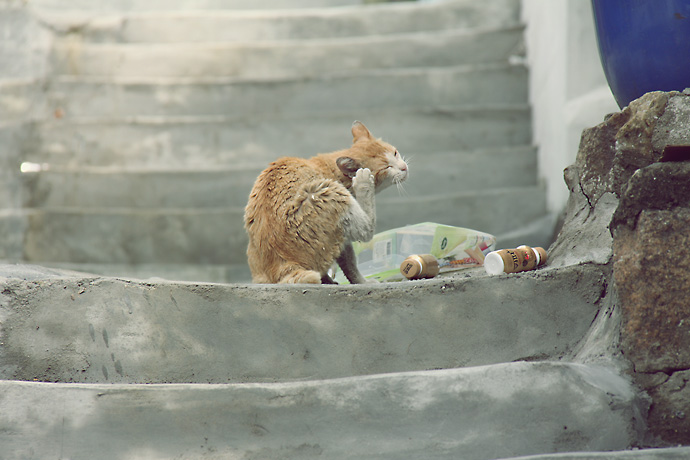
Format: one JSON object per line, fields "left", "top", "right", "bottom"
{"left": 22, "top": 147, "right": 537, "bottom": 208}
{"left": 61, "top": 0, "right": 520, "bottom": 43}
{"left": 50, "top": 28, "right": 524, "bottom": 79}
{"left": 23, "top": 208, "right": 249, "bottom": 265}
{"left": 31, "top": 108, "right": 532, "bottom": 168}
{"left": 0, "top": 211, "right": 27, "bottom": 260}
{"left": 0, "top": 9, "right": 50, "bottom": 81}
{"left": 50, "top": 65, "right": 528, "bottom": 118}
{"left": 0, "top": 122, "right": 31, "bottom": 170}
{"left": 377, "top": 185, "right": 547, "bottom": 232}
{"left": 0, "top": 80, "right": 46, "bottom": 122}
{"left": 20, "top": 186, "right": 544, "bottom": 266}
{"left": 32, "top": 0, "right": 362, "bottom": 11}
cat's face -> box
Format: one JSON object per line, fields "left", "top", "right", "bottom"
{"left": 376, "top": 143, "right": 408, "bottom": 191}
{"left": 337, "top": 121, "right": 408, "bottom": 192}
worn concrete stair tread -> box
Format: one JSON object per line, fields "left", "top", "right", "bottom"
{"left": 21, "top": 146, "right": 537, "bottom": 208}
{"left": 496, "top": 448, "right": 690, "bottom": 460}
{"left": 34, "top": 260, "right": 253, "bottom": 284}
{"left": 49, "top": 64, "right": 528, "bottom": 118}
{"left": 0, "top": 362, "right": 642, "bottom": 460}
{"left": 0, "top": 263, "right": 607, "bottom": 384}
{"left": 38, "top": 0, "right": 521, "bottom": 43}
{"left": 19, "top": 185, "right": 545, "bottom": 266}
{"left": 31, "top": 105, "right": 532, "bottom": 168}
{"left": 50, "top": 26, "right": 525, "bottom": 79}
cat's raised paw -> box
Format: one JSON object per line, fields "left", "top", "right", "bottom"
{"left": 352, "top": 168, "right": 374, "bottom": 193}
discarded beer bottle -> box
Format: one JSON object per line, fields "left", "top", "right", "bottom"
{"left": 484, "top": 245, "right": 547, "bottom": 275}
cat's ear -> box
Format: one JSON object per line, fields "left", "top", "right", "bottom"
{"left": 351, "top": 121, "right": 372, "bottom": 143}
{"left": 336, "top": 156, "right": 361, "bottom": 178}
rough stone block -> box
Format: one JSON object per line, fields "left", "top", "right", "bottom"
{"left": 612, "top": 163, "right": 690, "bottom": 444}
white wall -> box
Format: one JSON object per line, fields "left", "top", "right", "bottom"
{"left": 522, "top": 0, "right": 619, "bottom": 214}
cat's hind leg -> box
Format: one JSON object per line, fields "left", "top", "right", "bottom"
{"left": 279, "top": 267, "right": 322, "bottom": 284}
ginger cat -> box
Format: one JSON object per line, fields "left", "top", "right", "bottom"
{"left": 244, "top": 121, "right": 408, "bottom": 284}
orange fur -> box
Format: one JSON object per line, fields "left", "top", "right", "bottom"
{"left": 244, "top": 121, "right": 408, "bottom": 284}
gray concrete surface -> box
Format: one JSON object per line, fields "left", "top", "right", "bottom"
{"left": 17, "top": 183, "right": 544, "bottom": 271}
{"left": 39, "top": 0, "right": 519, "bottom": 43}
{"left": 50, "top": 64, "right": 528, "bottom": 119}
{"left": 20, "top": 146, "right": 536, "bottom": 209}
{"left": 32, "top": 107, "right": 532, "bottom": 168}
{"left": 31, "top": 0, "right": 362, "bottom": 12}
{"left": 0, "top": 362, "right": 643, "bottom": 460}
{"left": 0, "top": 263, "right": 603, "bottom": 384}
{"left": 50, "top": 28, "right": 524, "bottom": 79}
{"left": 500, "top": 448, "right": 690, "bottom": 460}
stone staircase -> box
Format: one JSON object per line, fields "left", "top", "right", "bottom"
{"left": 0, "top": 262, "right": 670, "bottom": 459}
{"left": 9, "top": 0, "right": 546, "bottom": 283}
{"left": 6, "top": 1, "right": 683, "bottom": 459}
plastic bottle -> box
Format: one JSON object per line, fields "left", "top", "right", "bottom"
{"left": 400, "top": 254, "right": 440, "bottom": 280}
{"left": 484, "top": 245, "right": 547, "bottom": 275}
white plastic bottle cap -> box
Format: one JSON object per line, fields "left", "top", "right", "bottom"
{"left": 484, "top": 251, "right": 505, "bottom": 275}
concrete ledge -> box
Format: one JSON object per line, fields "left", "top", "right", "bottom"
{"left": 1, "top": 263, "right": 605, "bottom": 384}
{"left": 500, "top": 447, "right": 690, "bottom": 460}
{"left": 0, "top": 362, "right": 642, "bottom": 460}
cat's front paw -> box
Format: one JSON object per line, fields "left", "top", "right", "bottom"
{"left": 352, "top": 168, "right": 375, "bottom": 196}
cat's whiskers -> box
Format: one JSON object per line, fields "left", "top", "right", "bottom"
{"left": 395, "top": 178, "right": 408, "bottom": 197}
{"left": 398, "top": 154, "right": 410, "bottom": 196}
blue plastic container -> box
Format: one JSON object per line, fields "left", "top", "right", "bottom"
{"left": 592, "top": 0, "right": 690, "bottom": 108}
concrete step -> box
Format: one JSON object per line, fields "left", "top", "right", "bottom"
{"left": 39, "top": 0, "right": 520, "bottom": 43}
{"left": 21, "top": 146, "right": 537, "bottom": 209}
{"left": 0, "top": 79, "right": 45, "bottom": 122}
{"left": 0, "top": 6, "right": 50, "bottom": 81}
{"left": 29, "top": 106, "right": 532, "bottom": 168}
{"left": 31, "top": 0, "right": 363, "bottom": 12}
{"left": 48, "top": 64, "right": 528, "bottom": 118}
{"left": 37, "top": 260, "right": 253, "bottom": 283}
{"left": 0, "top": 263, "right": 608, "bottom": 383}
{"left": 377, "top": 185, "right": 547, "bottom": 234}
{"left": 49, "top": 27, "right": 524, "bottom": 79}
{"left": 496, "top": 449, "right": 690, "bottom": 460}
{"left": 0, "top": 363, "right": 643, "bottom": 459}
{"left": 19, "top": 186, "right": 545, "bottom": 268}
{"left": 0, "top": 210, "right": 26, "bottom": 260}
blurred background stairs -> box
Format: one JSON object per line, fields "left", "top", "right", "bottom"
{"left": 2, "top": 0, "right": 547, "bottom": 282}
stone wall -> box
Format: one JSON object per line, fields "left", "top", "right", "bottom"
{"left": 550, "top": 90, "right": 690, "bottom": 445}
